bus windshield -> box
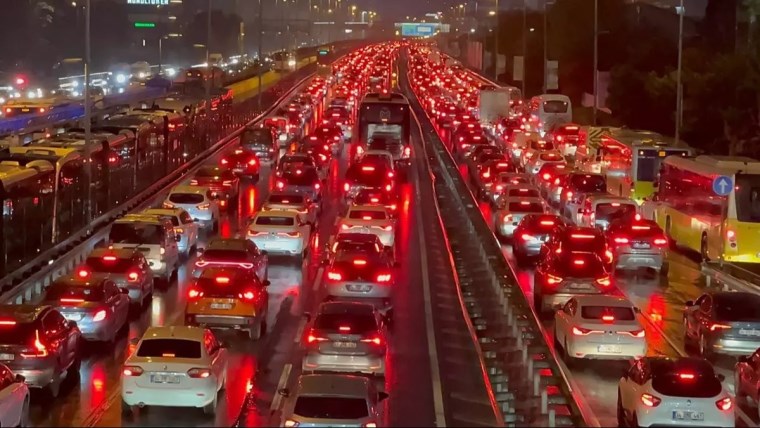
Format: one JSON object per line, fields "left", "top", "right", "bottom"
{"left": 359, "top": 101, "right": 410, "bottom": 143}
{"left": 735, "top": 174, "right": 760, "bottom": 223}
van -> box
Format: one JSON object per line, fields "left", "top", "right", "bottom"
{"left": 529, "top": 94, "right": 572, "bottom": 136}
{"left": 108, "top": 214, "right": 181, "bottom": 285}
{"left": 577, "top": 195, "right": 638, "bottom": 231}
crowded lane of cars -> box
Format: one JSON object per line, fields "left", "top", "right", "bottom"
{"left": 404, "top": 44, "right": 760, "bottom": 427}
{"left": 0, "top": 43, "right": 444, "bottom": 427}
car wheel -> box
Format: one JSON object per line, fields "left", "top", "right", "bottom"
{"left": 248, "top": 320, "right": 262, "bottom": 340}
{"left": 616, "top": 391, "right": 627, "bottom": 427}
{"left": 659, "top": 261, "right": 669, "bottom": 277}
{"left": 121, "top": 399, "right": 134, "bottom": 416}
{"left": 562, "top": 339, "right": 576, "bottom": 367}
{"left": 203, "top": 393, "right": 218, "bottom": 416}
{"left": 47, "top": 376, "right": 61, "bottom": 399}
{"left": 631, "top": 413, "right": 640, "bottom": 428}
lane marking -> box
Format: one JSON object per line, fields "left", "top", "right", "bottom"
{"left": 270, "top": 363, "right": 293, "bottom": 412}
{"left": 411, "top": 123, "right": 447, "bottom": 427}
{"left": 313, "top": 267, "right": 324, "bottom": 291}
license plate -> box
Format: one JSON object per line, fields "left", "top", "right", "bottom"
{"left": 150, "top": 374, "right": 180, "bottom": 384}
{"left": 0, "top": 353, "right": 14, "bottom": 361}
{"left": 21, "top": 108, "right": 30, "bottom": 112}
{"left": 347, "top": 284, "right": 371, "bottom": 292}
{"left": 632, "top": 242, "right": 651, "bottom": 249}
{"left": 334, "top": 341, "right": 357, "bottom": 348}
{"left": 672, "top": 410, "right": 704, "bottom": 421}
{"left": 210, "top": 303, "right": 232, "bottom": 310}
{"left": 739, "top": 329, "right": 760, "bottom": 336}
{"left": 597, "top": 345, "right": 622, "bottom": 353}
{"left": 567, "top": 283, "right": 590, "bottom": 290}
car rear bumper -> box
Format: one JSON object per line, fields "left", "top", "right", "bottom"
{"left": 711, "top": 337, "right": 760, "bottom": 356}
{"left": 616, "top": 253, "right": 665, "bottom": 270}
{"left": 567, "top": 338, "right": 646, "bottom": 360}
{"left": 13, "top": 366, "right": 55, "bottom": 389}
{"left": 302, "top": 352, "right": 385, "bottom": 375}
{"left": 249, "top": 237, "right": 306, "bottom": 255}
{"left": 326, "top": 282, "right": 391, "bottom": 299}
{"left": 122, "top": 379, "right": 217, "bottom": 408}
{"left": 186, "top": 313, "right": 258, "bottom": 329}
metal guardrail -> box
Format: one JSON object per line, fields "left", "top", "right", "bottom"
{"left": 400, "top": 57, "right": 593, "bottom": 426}
{"left": 702, "top": 261, "right": 760, "bottom": 293}
{"left": 0, "top": 67, "right": 321, "bottom": 306}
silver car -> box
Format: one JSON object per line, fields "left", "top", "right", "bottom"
{"left": 606, "top": 219, "right": 668, "bottom": 273}
{"left": 493, "top": 197, "right": 545, "bottom": 239}
{"left": 302, "top": 301, "right": 387, "bottom": 376}
{"left": 80, "top": 248, "right": 154, "bottom": 306}
{"left": 141, "top": 208, "right": 200, "bottom": 257}
{"left": 282, "top": 374, "right": 387, "bottom": 427}
{"left": 275, "top": 166, "right": 323, "bottom": 202}
{"left": 164, "top": 185, "right": 220, "bottom": 231}
{"left": 324, "top": 250, "right": 394, "bottom": 311}
{"left": 246, "top": 210, "right": 312, "bottom": 258}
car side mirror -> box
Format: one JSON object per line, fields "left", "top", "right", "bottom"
{"left": 14, "top": 374, "right": 25, "bottom": 383}
{"left": 378, "top": 391, "right": 389, "bottom": 401}
{"left": 739, "top": 355, "right": 750, "bottom": 364}
{"left": 175, "top": 235, "right": 181, "bottom": 242}
{"left": 263, "top": 280, "right": 271, "bottom": 287}
{"left": 717, "top": 373, "right": 726, "bottom": 382}
{"left": 685, "top": 300, "right": 694, "bottom": 307}
{"left": 120, "top": 288, "right": 130, "bottom": 294}
{"left": 68, "top": 320, "right": 78, "bottom": 329}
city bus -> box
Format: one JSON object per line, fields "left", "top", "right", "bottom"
{"left": 357, "top": 92, "right": 411, "bottom": 165}
{"left": 653, "top": 155, "right": 760, "bottom": 262}
{"left": 577, "top": 128, "right": 693, "bottom": 203}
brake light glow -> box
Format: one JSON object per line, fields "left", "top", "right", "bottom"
{"left": 327, "top": 271, "right": 342, "bottom": 281}
{"left": 385, "top": 184, "right": 392, "bottom": 192}
{"left": 539, "top": 220, "right": 555, "bottom": 226}
{"left": 240, "top": 290, "right": 255, "bottom": 300}
{"left": 376, "top": 273, "right": 392, "bottom": 283}
{"left": 654, "top": 237, "right": 668, "bottom": 246}
{"left": 77, "top": 269, "right": 90, "bottom": 278}
{"left": 307, "top": 329, "right": 328, "bottom": 343}
{"left": 127, "top": 271, "right": 140, "bottom": 282}
{"left": 188, "top": 288, "right": 203, "bottom": 299}
{"left": 248, "top": 158, "right": 257, "bottom": 166}
{"left": 215, "top": 276, "right": 230, "bottom": 284}
{"left": 521, "top": 234, "right": 534, "bottom": 241}
{"left": 709, "top": 323, "right": 731, "bottom": 331}
{"left": 601, "top": 315, "right": 615, "bottom": 322}
{"left": 572, "top": 326, "right": 602, "bottom": 336}
{"left": 614, "top": 237, "right": 630, "bottom": 244}
{"left": 21, "top": 330, "right": 48, "bottom": 358}
{"left": 221, "top": 158, "right": 229, "bottom": 165}
{"left": 0, "top": 320, "right": 16, "bottom": 326}
{"left": 570, "top": 234, "right": 595, "bottom": 239}
{"left": 619, "top": 329, "right": 646, "bottom": 338}
{"left": 362, "top": 166, "right": 375, "bottom": 172}
{"left": 542, "top": 173, "right": 551, "bottom": 180}
{"left": 727, "top": 229, "right": 736, "bottom": 240}
{"left": 353, "top": 259, "right": 367, "bottom": 266}
{"left": 573, "top": 259, "right": 585, "bottom": 265}
{"left": 640, "top": 393, "right": 661, "bottom": 408}
{"left": 596, "top": 276, "right": 611, "bottom": 287}
{"left": 360, "top": 335, "right": 383, "bottom": 346}
{"left": 187, "top": 368, "right": 212, "bottom": 379}
{"left": 123, "top": 366, "right": 144, "bottom": 377}
{"left": 276, "top": 181, "right": 284, "bottom": 190}
{"left": 103, "top": 255, "right": 117, "bottom": 261}
{"left": 546, "top": 274, "right": 563, "bottom": 285}
{"left": 716, "top": 397, "right": 732, "bottom": 411}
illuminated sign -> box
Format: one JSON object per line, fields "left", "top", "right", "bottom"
{"left": 127, "top": 0, "right": 169, "bottom": 5}
{"left": 134, "top": 22, "right": 157, "bottom": 28}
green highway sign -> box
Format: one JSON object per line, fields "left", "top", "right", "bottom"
{"left": 134, "top": 22, "right": 156, "bottom": 28}
{"left": 318, "top": 49, "right": 329, "bottom": 55}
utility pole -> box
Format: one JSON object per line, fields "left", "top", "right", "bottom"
{"left": 205, "top": 0, "right": 212, "bottom": 135}
{"left": 257, "top": 0, "right": 264, "bottom": 110}
{"left": 493, "top": 0, "right": 499, "bottom": 81}
{"left": 158, "top": 37, "right": 163, "bottom": 75}
{"left": 542, "top": 0, "right": 548, "bottom": 93}
{"left": 84, "top": 0, "right": 92, "bottom": 226}
{"left": 675, "top": 0, "right": 684, "bottom": 143}
{"left": 592, "top": 0, "right": 598, "bottom": 125}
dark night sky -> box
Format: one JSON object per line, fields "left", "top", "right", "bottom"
{"left": 351, "top": 0, "right": 449, "bottom": 20}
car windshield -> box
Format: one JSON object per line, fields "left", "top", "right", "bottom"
{"left": 714, "top": 294, "right": 760, "bottom": 322}
{"left": 0, "top": 322, "right": 37, "bottom": 345}
{"left": 580, "top": 305, "right": 636, "bottom": 321}
{"left": 650, "top": 359, "right": 722, "bottom": 398}
{"left": 136, "top": 338, "right": 202, "bottom": 359}
{"left": 45, "top": 284, "right": 104, "bottom": 302}
{"left": 349, "top": 210, "right": 387, "bottom": 220}
{"left": 202, "top": 249, "right": 248, "bottom": 261}
{"left": 169, "top": 193, "right": 205, "bottom": 204}
{"left": 255, "top": 216, "right": 295, "bottom": 226}
{"left": 293, "top": 396, "right": 369, "bottom": 419}
{"left": 596, "top": 203, "right": 637, "bottom": 222}
{"left": 543, "top": 100, "right": 569, "bottom": 113}
{"left": 110, "top": 223, "right": 164, "bottom": 245}
{"left": 85, "top": 257, "right": 133, "bottom": 273}
{"left": 283, "top": 169, "right": 319, "bottom": 185}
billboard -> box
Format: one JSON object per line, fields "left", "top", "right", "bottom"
{"left": 400, "top": 23, "right": 438, "bottom": 37}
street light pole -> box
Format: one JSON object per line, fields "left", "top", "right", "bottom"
{"left": 84, "top": 0, "right": 92, "bottom": 226}
{"left": 494, "top": 0, "right": 499, "bottom": 81}
{"left": 158, "top": 37, "right": 163, "bottom": 75}
{"left": 543, "top": 0, "right": 548, "bottom": 93}
{"left": 675, "top": 0, "right": 684, "bottom": 143}
{"left": 592, "top": 0, "right": 598, "bottom": 125}
{"left": 257, "top": 0, "right": 263, "bottom": 110}
{"left": 521, "top": 0, "right": 526, "bottom": 95}
{"left": 205, "top": 0, "right": 212, "bottom": 130}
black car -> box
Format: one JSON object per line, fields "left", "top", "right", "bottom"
{"left": 241, "top": 125, "right": 277, "bottom": 160}
{"left": 195, "top": 238, "right": 268, "bottom": 283}
{"left": 222, "top": 147, "right": 262, "bottom": 179}
{"left": 684, "top": 291, "right": 760, "bottom": 359}
{"left": 534, "top": 251, "right": 611, "bottom": 317}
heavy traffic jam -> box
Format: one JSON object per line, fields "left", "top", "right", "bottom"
{"left": 0, "top": 38, "right": 757, "bottom": 427}
{"left": 405, "top": 43, "right": 760, "bottom": 427}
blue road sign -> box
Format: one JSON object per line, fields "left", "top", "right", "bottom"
{"left": 712, "top": 175, "right": 733, "bottom": 196}
{"left": 400, "top": 23, "right": 437, "bottom": 37}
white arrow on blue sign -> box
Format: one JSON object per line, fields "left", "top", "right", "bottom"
{"left": 712, "top": 175, "right": 734, "bottom": 196}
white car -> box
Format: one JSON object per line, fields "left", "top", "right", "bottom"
{"left": 141, "top": 208, "right": 200, "bottom": 257}
{"left": 0, "top": 364, "right": 29, "bottom": 427}
{"left": 617, "top": 357, "right": 734, "bottom": 427}
{"left": 553, "top": 295, "right": 646, "bottom": 362}
{"left": 163, "top": 185, "right": 221, "bottom": 231}
{"left": 121, "top": 326, "right": 228, "bottom": 415}
{"left": 247, "top": 210, "right": 312, "bottom": 258}
{"left": 525, "top": 150, "right": 565, "bottom": 175}
{"left": 360, "top": 150, "right": 395, "bottom": 173}
{"left": 261, "top": 191, "right": 319, "bottom": 226}
{"left": 339, "top": 205, "right": 395, "bottom": 248}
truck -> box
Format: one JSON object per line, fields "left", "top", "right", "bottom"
{"left": 477, "top": 86, "right": 513, "bottom": 129}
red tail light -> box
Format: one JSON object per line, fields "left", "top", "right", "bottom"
{"left": 360, "top": 334, "right": 383, "bottom": 346}
{"left": 187, "top": 368, "right": 212, "bottom": 378}
{"left": 221, "top": 158, "right": 229, "bottom": 165}
{"left": 248, "top": 158, "right": 257, "bottom": 166}
{"left": 678, "top": 372, "right": 695, "bottom": 380}
{"left": 709, "top": 323, "right": 731, "bottom": 332}
{"left": 376, "top": 273, "right": 392, "bottom": 283}
{"left": 307, "top": 328, "right": 328, "bottom": 343}
{"left": 653, "top": 237, "right": 668, "bottom": 246}
{"left": 613, "top": 236, "right": 630, "bottom": 244}
{"left": 60, "top": 298, "right": 85, "bottom": 304}
{"left": 546, "top": 274, "right": 563, "bottom": 285}
{"left": 727, "top": 229, "right": 736, "bottom": 240}
{"left": 601, "top": 315, "right": 615, "bottom": 323}
{"left": 188, "top": 288, "right": 204, "bottom": 299}
{"left": 640, "top": 393, "right": 661, "bottom": 408}
{"left": 384, "top": 184, "right": 392, "bottom": 192}
{"left": 190, "top": 179, "right": 199, "bottom": 185}
{"left": 327, "top": 270, "right": 342, "bottom": 281}
{"left": 93, "top": 309, "right": 107, "bottom": 322}
{"left": 77, "top": 268, "right": 90, "bottom": 278}
{"left": 343, "top": 182, "right": 350, "bottom": 192}
{"left": 122, "top": 366, "right": 144, "bottom": 377}
{"left": 542, "top": 173, "right": 551, "bottom": 181}
{"left": 619, "top": 329, "right": 646, "bottom": 338}
{"left": 596, "top": 276, "right": 611, "bottom": 287}
{"left": 314, "top": 183, "right": 321, "bottom": 190}
{"left": 276, "top": 181, "right": 285, "bottom": 190}
{"left": 716, "top": 397, "right": 732, "bottom": 411}
{"left": 21, "top": 330, "right": 48, "bottom": 358}
{"left": 127, "top": 271, "right": 140, "bottom": 282}
{"left": 572, "top": 326, "right": 602, "bottom": 336}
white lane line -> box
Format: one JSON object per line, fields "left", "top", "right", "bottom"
{"left": 412, "top": 153, "right": 448, "bottom": 427}
{"left": 313, "top": 267, "right": 324, "bottom": 291}
{"left": 270, "top": 363, "right": 293, "bottom": 412}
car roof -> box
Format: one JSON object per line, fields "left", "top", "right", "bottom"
{"left": 318, "top": 301, "right": 376, "bottom": 316}
{"left": 53, "top": 273, "right": 109, "bottom": 288}
{"left": 171, "top": 184, "right": 210, "bottom": 194}
{"left": 206, "top": 238, "right": 249, "bottom": 250}
{"left": 88, "top": 247, "right": 137, "bottom": 259}
{"left": 141, "top": 325, "right": 205, "bottom": 341}
{"left": 348, "top": 204, "right": 387, "bottom": 213}
{"left": 297, "top": 374, "right": 370, "bottom": 397}
{"left": 0, "top": 304, "right": 48, "bottom": 323}
{"left": 574, "top": 294, "right": 634, "bottom": 308}
{"left": 255, "top": 209, "right": 298, "bottom": 218}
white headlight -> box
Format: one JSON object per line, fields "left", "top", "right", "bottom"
{"left": 27, "top": 91, "right": 36, "bottom": 99}
{"left": 165, "top": 68, "right": 177, "bottom": 77}
{"left": 71, "top": 80, "right": 79, "bottom": 88}
{"left": 288, "top": 59, "right": 296, "bottom": 66}
{"left": 138, "top": 72, "right": 146, "bottom": 79}
{"left": 116, "top": 74, "right": 126, "bottom": 84}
